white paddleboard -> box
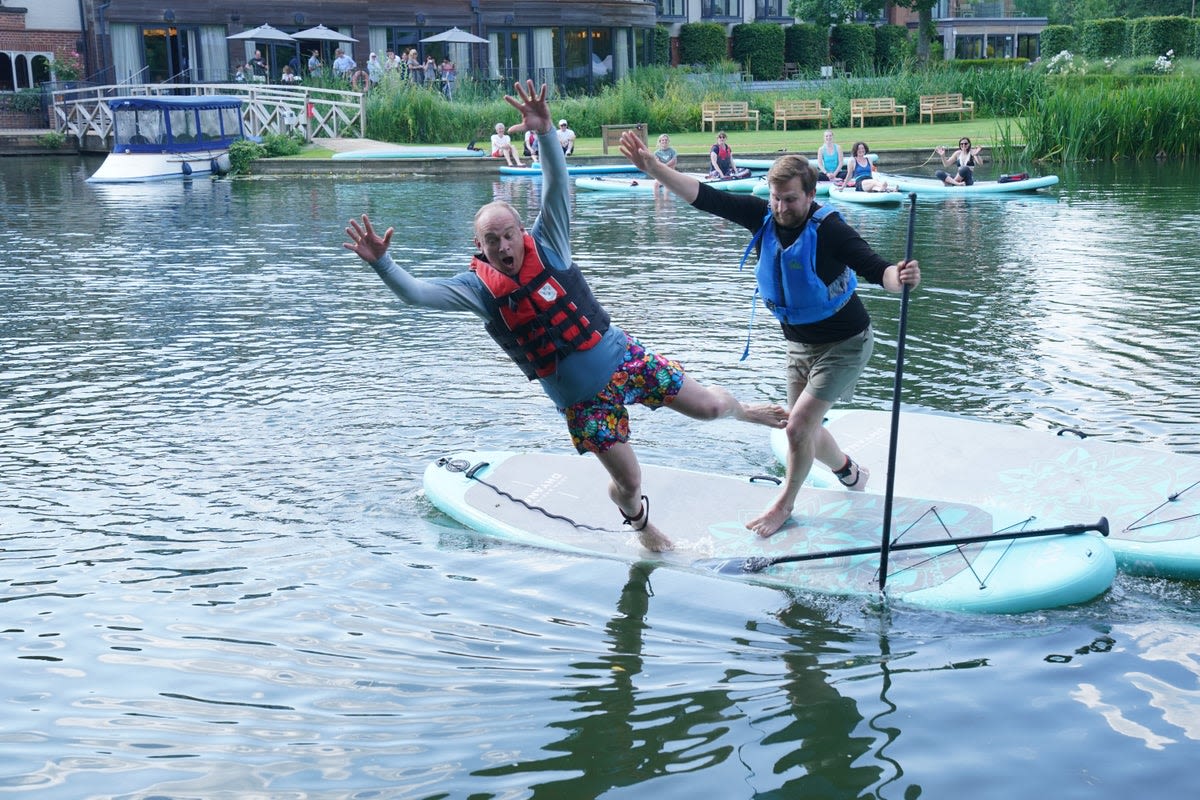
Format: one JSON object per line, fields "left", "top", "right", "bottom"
{"left": 771, "top": 409, "right": 1200, "bottom": 578}
{"left": 424, "top": 450, "right": 1114, "bottom": 613}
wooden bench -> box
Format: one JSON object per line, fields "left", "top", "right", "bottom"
{"left": 919, "top": 93, "right": 975, "bottom": 124}
{"left": 773, "top": 99, "right": 831, "bottom": 131}
{"left": 600, "top": 123, "right": 647, "bottom": 155}
{"left": 849, "top": 97, "right": 907, "bottom": 127}
{"left": 700, "top": 101, "right": 760, "bottom": 132}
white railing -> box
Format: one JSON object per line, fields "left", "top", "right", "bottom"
{"left": 49, "top": 82, "right": 366, "bottom": 144}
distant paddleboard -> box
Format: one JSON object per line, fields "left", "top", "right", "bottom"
{"left": 331, "top": 146, "right": 486, "bottom": 159}
{"left": 424, "top": 450, "right": 1114, "bottom": 613}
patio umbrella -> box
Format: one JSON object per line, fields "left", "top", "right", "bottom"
{"left": 226, "top": 23, "right": 296, "bottom": 43}
{"left": 293, "top": 24, "right": 358, "bottom": 43}
{"left": 420, "top": 27, "right": 489, "bottom": 45}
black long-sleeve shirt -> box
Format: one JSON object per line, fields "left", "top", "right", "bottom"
{"left": 692, "top": 184, "right": 893, "bottom": 345}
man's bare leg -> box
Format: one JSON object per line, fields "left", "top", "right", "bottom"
{"left": 667, "top": 376, "right": 787, "bottom": 428}
{"left": 747, "top": 392, "right": 846, "bottom": 537}
{"left": 595, "top": 442, "right": 672, "bottom": 552}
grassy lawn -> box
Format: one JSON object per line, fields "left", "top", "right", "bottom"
{"left": 294, "top": 117, "right": 1016, "bottom": 159}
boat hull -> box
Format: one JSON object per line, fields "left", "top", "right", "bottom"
{"left": 86, "top": 150, "right": 233, "bottom": 183}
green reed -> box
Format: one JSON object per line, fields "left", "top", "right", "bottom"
{"left": 1021, "top": 75, "right": 1200, "bottom": 162}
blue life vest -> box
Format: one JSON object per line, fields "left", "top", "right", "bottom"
{"left": 741, "top": 205, "right": 856, "bottom": 326}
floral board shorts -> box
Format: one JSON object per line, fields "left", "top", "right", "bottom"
{"left": 563, "top": 335, "right": 685, "bottom": 454}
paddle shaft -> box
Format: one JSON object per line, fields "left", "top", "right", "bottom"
{"left": 878, "top": 193, "right": 918, "bottom": 593}
{"left": 717, "top": 517, "right": 1110, "bottom": 574}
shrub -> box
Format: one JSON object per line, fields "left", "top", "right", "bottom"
{"left": 39, "top": 131, "right": 67, "bottom": 149}
{"left": 829, "top": 23, "right": 875, "bottom": 76}
{"left": 261, "top": 131, "right": 304, "bottom": 157}
{"left": 1079, "top": 19, "right": 1127, "bottom": 59}
{"left": 731, "top": 22, "right": 784, "bottom": 80}
{"left": 1129, "top": 16, "right": 1192, "bottom": 59}
{"left": 679, "top": 22, "right": 728, "bottom": 66}
{"left": 11, "top": 88, "right": 43, "bottom": 114}
{"left": 874, "top": 25, "right": 910, "bottom": 74}
{"left": 785, "top": 24, "right": 827, "bottom": 74}
{"left": 1040, "top": 25, "right": 1075, "bottom": 59}
{"left": 228, "top": 139, "right": 266, "bottom": 175}
{"left": 652, "top": 25, "right": 672, "bottom": 66}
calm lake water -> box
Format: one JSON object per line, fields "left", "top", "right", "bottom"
{"left": 2, "top": 153, "right": 1199, "bottom": 799}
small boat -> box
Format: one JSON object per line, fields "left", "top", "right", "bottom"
{"left": 87, "top": 95, "right": 247, "bottom": 183}
{"left": 892, "top": 173, "right": 1059, "bottom": 196}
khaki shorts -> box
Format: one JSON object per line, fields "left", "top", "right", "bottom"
{"left": 786, "top": 327, "right": 873, "bottom": 404}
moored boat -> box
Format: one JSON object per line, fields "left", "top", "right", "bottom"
{"left": 87, "top": 95, "right": 247, "bottom": 183}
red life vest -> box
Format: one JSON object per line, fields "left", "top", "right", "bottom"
{"left": 470, "top": 234, "right": 610, "bottom": 379}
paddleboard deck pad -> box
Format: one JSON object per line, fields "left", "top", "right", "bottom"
{"left": 772, "top": 409, "right": 1200, "bottom": 578}
{"left": 424, "top": 451, "right": 1114, "bottom": 613}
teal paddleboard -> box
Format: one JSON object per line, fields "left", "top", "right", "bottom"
{"left": 892, "top": 174, "right": 1059, "bottom": 195}
{"left": 424, "top": 451, "right": 1113, "bottom": 613}
{"left": 771, "top": 409, "right": 1200, "bottom": 579}
{"left": 827, "top": 185, "right": 905, "bottom": 206}
{"left": 575, "top": 173, "right": 761, "bottom": 194}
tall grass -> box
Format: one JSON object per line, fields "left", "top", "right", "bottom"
{"left": 1021, "top": 76, "right": 1200, "bottom": 161}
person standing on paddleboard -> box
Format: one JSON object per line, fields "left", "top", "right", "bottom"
{"left": 621, "top": 135, "right": 921, "bottom": 538}
{"left": 343, "top": 81, "right": 787, "bottom": 552}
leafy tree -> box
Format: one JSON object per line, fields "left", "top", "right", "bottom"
{"left": 861, "top": 0, "right": 938, "bottom": 63}
{"left": 787, "top": 0, "right": 859, "bottom": 26}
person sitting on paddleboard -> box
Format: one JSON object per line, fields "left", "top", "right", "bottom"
{"left": 344, "top": 81, "right": 787, "bottom": 553}
{"left": 815, "top": 129, "right": 846, "bottom": 185}
{"left": 934, "top": 137, "right": 985, "bottom": 186}
{"left": 848, "top": 141, "right": 893, "bottom": 192}
{"left": 621, "top": 134, "right": 921, "bottom": 538}
{"left": 709, "top": 131, "right": 749, "bottom": 180}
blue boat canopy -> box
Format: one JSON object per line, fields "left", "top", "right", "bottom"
{"left": 106, "top": 95, "right": 246, "bottom": 154}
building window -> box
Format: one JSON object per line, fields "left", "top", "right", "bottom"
{"left": 755, "top": 0, "right": 786, "bottom": 19}
{"left": 703, "top": 0, "right": 742, "bottom": 19}
{"left": 656, "top": 0, "right": 687, "bottom": 17}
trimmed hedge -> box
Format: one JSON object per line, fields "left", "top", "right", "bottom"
{"left": 786, "top": 23, "right": 827, "bottom": 74}
{"left": 1129, "top": 16, "right": 1193, "bottom": 58}
{"left": 1079, "top": 19, "right": 1128, "bottom": 58}
{"left": 874, "top": 24, "right": 910, "bottom": 73}
{"left": 731, "top": 22, "right": 785, "bottom": 80}
{"left": 1040, "top": 25, "right": 1075, "bottom": 58}
{"left": 679, "top": 22, "right": 728, "bottom": 66}
{"left": 829, "top": 23, "right": 875, "bottom": 76}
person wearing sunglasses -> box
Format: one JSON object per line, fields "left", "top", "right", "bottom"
{"left": 708, "top": 131, "right": 750, "bottom": 180}
{"left": 933, "top": 137, "right": 985, "bottom": 186}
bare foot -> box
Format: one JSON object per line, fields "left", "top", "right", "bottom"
{"left": 747, "top": 500, "right": 792, "bottom": 538}
{"left": 740, "top": 402, "right": 788, "bottom": 428}
{"left": 636, "top": 520, "right": 674, "bottom": 552}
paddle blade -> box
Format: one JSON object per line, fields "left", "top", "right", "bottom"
{"left": 692, "top": 556, "right": 774, "bottom": 575}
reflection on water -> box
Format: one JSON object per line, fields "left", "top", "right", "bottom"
{"left": 2, "top": 156, "right": 1200, "bottom": 798}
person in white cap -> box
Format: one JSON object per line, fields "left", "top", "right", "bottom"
{"left": 556, "top": 119, "right": 576, "bottom": 155}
